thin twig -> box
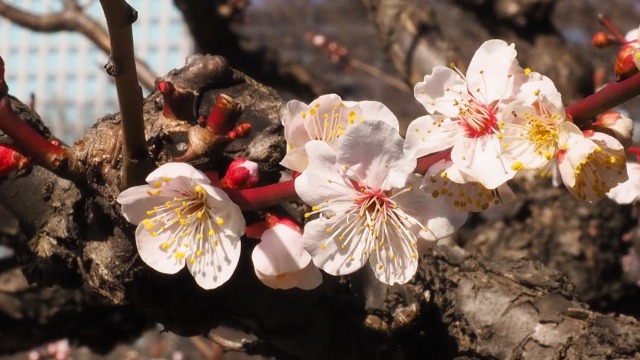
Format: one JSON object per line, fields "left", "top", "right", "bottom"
{"left": 205, "top": 332, "right": 248, "bottom": 352}
{"left": 0, "top": 0, "right": 156, "bottom": 90}
{"left": 99, "top": 0, "right": 154, "bottom": 188}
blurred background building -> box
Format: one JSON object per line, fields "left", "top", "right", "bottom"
{"left": 0, "top": 0, "right": 192, "bottom": 143}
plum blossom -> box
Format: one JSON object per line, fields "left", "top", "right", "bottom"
{"left": 251, "top": 218, "right": 322, "bottom": 290}
{"left": 295, "top": 121, "right": 466, "bottom": 285}
{"left": 406, "top": 39, "right": 527, "bottom": 189}
{"left": 499, "top": 72, "right": 628, "bottom": 202}
{"left": 117, "top": 163, "right": 246, "bottom": 290}
{"left": 280, "top": 93, "right": 398, "bottom": 173}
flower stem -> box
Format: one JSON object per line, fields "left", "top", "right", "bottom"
{"left": 598, "top": 14, "right": 627, "bottom": 44}
{"left": 565, "top": 72, "right": 640, "bottom": 126}
{"left": 225, "top": 180, "right": 297, "bottom": 211}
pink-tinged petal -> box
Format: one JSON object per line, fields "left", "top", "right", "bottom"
{"left": 295, "top": 141, "right": 353, "bottom": 206}
{"left": 355, "top": 101, "right": 399, "bottom": 129}
{"left": 338, "top": 121, "right": 415, "bottom": 190}
{"left": 414, "top": 67, "right": 468, "bottom": 117}
{"left": 607, "top": 162, "right": 640, "bottom": 204}
{"left": 135, "top": 223, "right": 185, "bottom": 274}
{"left": 146, "top": 162, "right": 210, "bottom": 184}
{"left": 467, "top": 39, "right": 522, "bottom": 104}
{"left": 556, "top": 122, "right": 590, "bottom": 187}
{"left": 404, "top": 115, "right": 463, "bottom": 159}
{"left": 451, "top": 135, "right": 516, "bottom": 189}
{"left": 368, "top": 238, "right": 418, "bottom": 285}
{"left": 187, "top": 232, "right": 242, "bottom": 290}
{"left": 304, "top": 217, "right": 370, "bottom": 277}
{"left": 280, "top": 147, "right": 310, "bottom": 173}
{"left": 251, "top": 223, "right": 311, "bottom": 276}
{"left": 117, "top": 185, "right": 167, "bottom": 224}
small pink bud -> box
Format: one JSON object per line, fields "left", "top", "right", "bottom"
{"left": 591, "top": 110, "right": 634, "bottom": 147}
{"left": 219, "top": 158, "right": 259, "bottom": 189}
{"left": 615, "top": 41, "right": 640, "bottom": 80}
{"left": 0, "top": 144, "right": 28, "bottom": 176}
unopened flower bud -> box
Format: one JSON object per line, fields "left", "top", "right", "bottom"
{"left": 592, "top": 32, "right": 615, "bottom": 47}
{"left": 591, "top": 110, "right": 634, "bottom": 147}
{"left": 615, "top": 41, "right": 640, "bottom": 80}
{"left": 0, "top": 144, "right": 28, "bottom": 176}
{"left": 219, "top": 158, "right": 259, "bottom": 189}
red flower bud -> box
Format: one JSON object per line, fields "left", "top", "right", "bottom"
{"left": 0, "top": 144, "right": 28, "bottom": 176}
{"left": 614, "top": 40, "right": 640, "bottom": 80}
{"left": 592, "top": 32, "right": 615, "bottom": 48}
{"left": 219, "top": 158, "right": 259, "bottom": 190}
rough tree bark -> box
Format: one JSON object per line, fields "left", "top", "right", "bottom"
{"left": 0, "top": 53, "right": 638, "bottom": 359}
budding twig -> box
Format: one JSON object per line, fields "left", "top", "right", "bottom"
{"left": 598, "top": 14, "right": 627, "bottom": 45}
{"left": 99, "top": 0, "right": 154, "bottom": 188}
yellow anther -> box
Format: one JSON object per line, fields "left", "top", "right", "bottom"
{"left": 208, "top": 229, "right": 215, "bottom": 236}
{"left": 175, "top": 252, "right": 186, "bottom": 259}
{"left": 216, "top": 218, "right": 224, "bottom": 225}
{"left": 511, "top": 161, "right": 524, "bottom": 171}
{"left": 151, "top": 231, "right": 158, "bottom": 237}
{"left": 153, "top": 181, "right": 162, "bottom": 188}
{"left": 197, "top": 211, "right": 203, "bottom": 219}
{"left": 161, "top": 242, "right": 169, "bottom": 250}
{"left": 196, "top": 249, "right": 203, "bottom": 257}
{"left": 524, "top": 68, "right": 532, "bottom": 76}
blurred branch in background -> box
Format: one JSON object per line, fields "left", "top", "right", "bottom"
{"left": 0, "top": 0, "right": 157, "bottom": 91}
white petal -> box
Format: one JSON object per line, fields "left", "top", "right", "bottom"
{"left": 146, "top": 162, "right": 210, "bottom": 184}
{"left": 254, "top": 269, "right": 304, "bottom": 289}
{"left": 368, "top": 236, "right": 418, "bottom": 285}
{"left": 293, "top": 263, "right": 323, "bottom": 290}
{"left": 135, "top": 223, "right": 185, "bottom": 274}
{"left": 200, "top": 183, "right": 246, "bottom": 236}
{"left": 414, "top": 67, "right": 468, "bottom": 117}
{"left": 338, "top": 121, "right": 415, "bottom": 189}
{"left": 117, "top": 185, "right": 167, "bottom": 224}
{"left": 467, "top": 39, "right": 522, "bottom": 104}
{"left": 517, "top": 73, "right": 564, "bottom": 115}
{"left": 607, "top": 162, "right": 640, "bottom": 204}
{"left": 251, "top": 223, "right": 311, "bottom": 276}
{"left": 280, "top": 146, "right": 310, "bottom": 173}
{"left": 451, "top": 136, "right": 516, "bottom": 189}
{"left": 356, "top": 101, "right": 399, "bottom": 129}
{"left": 304, "top": 217, "right": 370, "bottom": 277}
{"left": 282, "top": 99, "right": 313, "bottom": 148}
{"left": 295, "top": 141, "right": 353, "bottom": 206}
{"left": 187, "top": 232, "right": 242, "bottom": 290}
{"left": 404, "top": 115, "right": 462, "bottom": 159}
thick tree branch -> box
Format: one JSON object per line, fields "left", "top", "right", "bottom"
{"left": 0, "top": 0, "right": 156, "bottom": 91}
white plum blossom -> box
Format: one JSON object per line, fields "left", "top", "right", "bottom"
{"left": 251, "top": 221, "right": 322, "bottom": 290}
{"left": 117, "top": 163, "right": 246, "bottom": 289}
{"left": 406, "top": 39, "right": 527, "bottom": 189}
{"left": 295, "top": 121, "right": 466, "bottom": 285}
{"left": 499, "top": 72, "right": 628, "bottom": 202}
{"left": 280, "top": 93, "right": 398, "bottom": 173}
{"left": 557, "top": 130, "right": 627, "bottom": 202}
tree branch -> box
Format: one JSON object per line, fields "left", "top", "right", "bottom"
{"left": 0, "top": 0, "right": 156, "bottom": 91}
{"left": 99, "top": 0, "right": 154, "bottom": 188}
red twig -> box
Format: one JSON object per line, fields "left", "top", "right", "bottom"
{"left": 565, "top": 72, "right": 640, "bottom": 126}
{"left": 225, "top": 180, "right": 297, "bottom": 211}
{"left": 598, "top": 14, "right": 627, "bottom": 44}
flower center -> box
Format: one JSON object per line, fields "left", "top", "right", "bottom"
{"left": 305, "top": 183, "right": 421, "bottom": 267}
{"left": 456, "top": 98, "right": 498, "bottom": 137}
{"left": 571, "top": 146, "right": 626, "bottom": 200}
{"left": 142, "top": 181, "right": 225, "bottom": 263}
{"left": 301, "top": 102, "right": 356, "bottom": 143}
